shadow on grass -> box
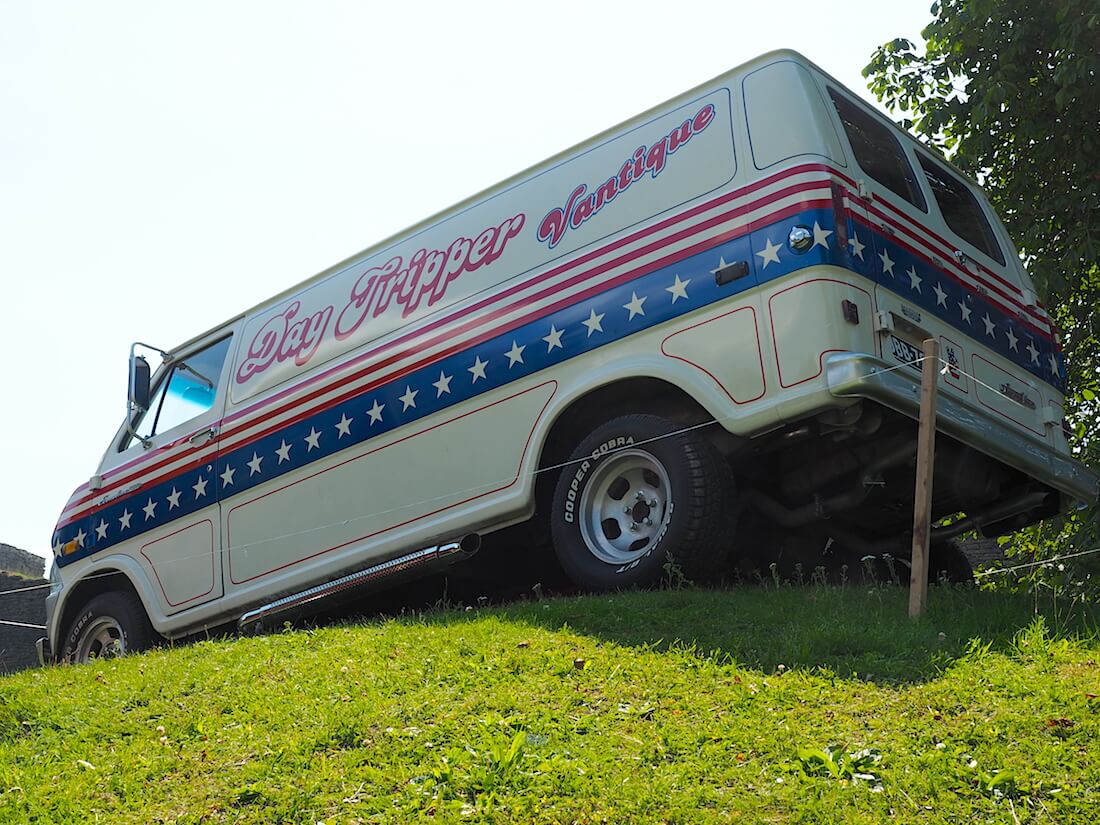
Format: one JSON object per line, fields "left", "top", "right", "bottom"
{"left": 391, "top": 581, "right": 1099, "bottom": 686}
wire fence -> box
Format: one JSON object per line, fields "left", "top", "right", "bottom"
{"left": 0, "top": 351, "right": 1092, "bottom": 631}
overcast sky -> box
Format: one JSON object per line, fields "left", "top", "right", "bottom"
{"left": 0, "top": 1, "right": 933, "bottom": 562}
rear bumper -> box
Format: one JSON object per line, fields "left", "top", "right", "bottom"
{"left": 825, "top": 353, "right": 1099, "bottom": 505}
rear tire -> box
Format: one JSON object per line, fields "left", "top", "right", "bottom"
{"left": 929, "top": 540, "right": 974, "bottom": 584}
{"left": 549, "top": 414, "right": 733, "bottom": 590}
{"left": 61, "top": 591, "right": 156, "bottom": 664}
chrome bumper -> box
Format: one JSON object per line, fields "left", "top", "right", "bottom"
{"left": 826, "top": 353, "right": 1099, "bottom": 505}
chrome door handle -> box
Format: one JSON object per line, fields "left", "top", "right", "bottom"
{"left": 188, "top": 426, "right": 219, "bottom": 446}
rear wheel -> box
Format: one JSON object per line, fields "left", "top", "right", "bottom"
{"left": 550, "top": 414, "right": 733, "bottom": 590}
{"left": 61, "top": 591, "right": 156, "bottom": 664}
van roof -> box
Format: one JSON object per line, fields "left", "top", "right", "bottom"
{"left": 165, "top": 49, "right": 1002, "bottom": 356}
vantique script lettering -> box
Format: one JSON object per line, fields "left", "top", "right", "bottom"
{"left": 537, "top": 104, "right": 716, "bottom": 249}
{"left": 235, "top": 213, "right": 525, "bottom": 385}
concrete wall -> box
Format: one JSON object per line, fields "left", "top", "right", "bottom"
{"left": 0, "top": 543, "right": 45, "bottom": 579}
{"left": 0, "top": 572, "right": 48, "bottom": 674}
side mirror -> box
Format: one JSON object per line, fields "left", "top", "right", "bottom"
{"left": 129, "top": 355, "right": 151, "bottom": 413}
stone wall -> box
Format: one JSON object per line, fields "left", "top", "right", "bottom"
{"left": 0, "top": 543, "right": 45, "bottom": 579}
{"left": 0, "top": 572, "right": 48, "bottom": 674}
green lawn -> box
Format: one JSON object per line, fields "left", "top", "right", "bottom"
{"left": 2, "top": 586, "right": 1099, "bottom": 823}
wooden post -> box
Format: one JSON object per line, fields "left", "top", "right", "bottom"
{"left": 909, "top": 338, "right": 940, "bottom": 618}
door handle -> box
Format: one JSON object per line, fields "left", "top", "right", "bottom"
{"left": 188, "top": 426, "right": 219, "bottom": 446}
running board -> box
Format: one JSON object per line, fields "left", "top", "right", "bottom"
{"left": 237, "top": 533, "right": 481, "bottom": 630}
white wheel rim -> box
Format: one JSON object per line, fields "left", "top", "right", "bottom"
{"left": 74, "top": 617, "right": 125, "bottom": 662}
{"left": 577, "top": 449, "right": 672, "bottom": 565}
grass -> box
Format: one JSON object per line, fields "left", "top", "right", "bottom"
{"left": 2, "top": 585, "right": 1099, "bottom": 823}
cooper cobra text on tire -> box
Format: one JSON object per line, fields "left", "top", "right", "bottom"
{"left": 61, "top": 591, "right": 156, "bottom": 664}
{"left": 550, "top": 413, "right": 734, "bottom": 590}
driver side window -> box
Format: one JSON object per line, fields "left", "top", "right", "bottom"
{"left": 124, "top": 336, "right": 233, "bottom": 450}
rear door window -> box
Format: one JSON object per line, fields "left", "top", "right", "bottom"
{"left": 828, "top": 89, "right": 926, "bottom": 211}
{"left": 917, "top": 155, "right": 1006, "bottom": 265}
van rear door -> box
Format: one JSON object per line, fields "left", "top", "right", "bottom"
{"left": 824, "top": 86, "right": 1062, "bottom": 444}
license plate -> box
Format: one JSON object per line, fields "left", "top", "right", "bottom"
{"left": 888, "top": 335, "right": 923, "bottom": 371}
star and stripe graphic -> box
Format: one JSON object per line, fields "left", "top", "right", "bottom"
{"left": 52, "top": 162, "right": 1065, "bottom": 566}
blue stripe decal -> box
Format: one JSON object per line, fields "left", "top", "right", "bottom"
{"left": 53, "top": 205, "right": 1063, "bottom": 565}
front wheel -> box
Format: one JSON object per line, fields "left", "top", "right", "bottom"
{"left": 550, "top": 414, "right": 734, "bottom": 590}
{"left": 61, "top": 591, "right": 156, "bottom": 664}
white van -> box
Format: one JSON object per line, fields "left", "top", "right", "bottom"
{"left": 42, "top": 49, "right": 1097, "bottom": 663}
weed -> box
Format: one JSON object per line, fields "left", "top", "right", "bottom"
{"left": 797, "top": 744, "right": 884, "bottom": 791}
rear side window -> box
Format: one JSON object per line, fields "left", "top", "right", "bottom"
{"left": 918, "top": 156, "right": 1006, "bottom": 265}
{"left": 828, "top": 89, "right": 927, "bottom": 211}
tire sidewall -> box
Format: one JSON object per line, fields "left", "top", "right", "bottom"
{"left": 61, "top": 593, "right": 148, "bottom": 664}
{"left": 551, "top": 417, "right": 695, "bottom": 590}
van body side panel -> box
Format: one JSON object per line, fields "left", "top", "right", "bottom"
{"left": 47, "top": 51, "right": 1093, "bottom": 648}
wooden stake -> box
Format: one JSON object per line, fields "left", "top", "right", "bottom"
{"left": 909, "top": 338, "right": 940, "bottom": 618}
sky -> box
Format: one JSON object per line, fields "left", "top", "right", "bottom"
{"left": 0, "top": 1, "right": 934, "bottom": 561}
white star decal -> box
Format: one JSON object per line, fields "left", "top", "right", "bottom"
{"left": 933, "top": 282, "right": 948, "bottom": 307}
{"left": 335, "top": 413, "right": 352, "bottom": 437}
{"left": 95, "top": 520, "right": 108, "bottom": 540}
{"left": 367, "top": 399, "right": 385, "bottom": 424}
{"left": 304, "top": 427, "right": 322, "bottom": 451}
{"left": 247, "top": 452, "right": 264, "bottom": 476}
{"left": 143, "top": 498, "right": 157, "bottom": 521}
{"left": 666, "top": 275, "right": 690, "bottom": 303}
{"left": 119, "top": 509, "right": 132, "bottom": 530}
{"left": 1005, "top": 327, "right": 1019, "bottom": 352}
{"left": 958, "top": 301, "right": 973, "bottom": 324}
{"left": 468, "top": 356, "right": 488, "bottom": 382}
{"left": 221, "top": 465, "right": 236, "bottom": 487}
{"left": 982, "top": 314, "right": 997, "bottom": 338}
{"left": 849, "top": 233, "right": 866, "bottom": 260}
{"left": 505, "top": 340, "right": 525, "bottom": 367}
{"left": 166, "top": 487, "right": 181, "bottom": 510}
{"left": 74, "top": 528, "right": 86, "bottom": 547}
{"left": 878, "top": 249, "right": 895, "bottom": 277}
{"left": 1049, "top": 353, "right": 1060, "bottom": 375}
{"left": 811, "top": 221, "right": 833, "bottom": 249}
{"left": 542, "top": 325, "right": 564, "bottom": 351}
{"left": 432, "top": 371, "right": 452, "bottom": 397}
{"left": 276, "top": 440, "right": 292, "bottom": 463}
{"left": 1026, "top": 340, "right": 1040, "bottom": 364}
{"left": 193, "top": 476, "right": 208, "bottom": 498}
{"left": 624, "top": 291, "right": 647, "bottom": 320}
{"left": 756, "top": 238, "right": 782, "bottom": 268}
{"left": 582, "top": 308, "right": 604, "bottom": 337}
{"left": 907, "top": 266, "right": 922, "bottom": 293}
{"left": 52, "top": 539, "right": 61, "bottom": 557}
{"left": 399, "top": 386, "right": 418, "bottom": 411}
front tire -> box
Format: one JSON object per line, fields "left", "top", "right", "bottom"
{"left": 550, "top": 414, "right": 733, "bottom": 590}
{"left": 61, "top": 591, "right": 156, "bottom": 664}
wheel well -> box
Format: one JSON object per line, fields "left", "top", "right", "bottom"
{"left": 58, "top": 568, "right": 144, "bottom": 643}
{"left": 536, "top": 378, "right": 718, "bottom": 495}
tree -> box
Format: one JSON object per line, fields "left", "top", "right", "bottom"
{"left": 864, "top": 0, "right": 1100, "bottom": 589}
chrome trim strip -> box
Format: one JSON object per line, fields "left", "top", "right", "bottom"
{"left": 236, "top": 538, "right": 470, "bottom": 629}
{"left": 825, "top": 353, "right": 1099, "bottom": 505}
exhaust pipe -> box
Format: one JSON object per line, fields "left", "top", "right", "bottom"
{"left": 238, "top": 533, "right": 481, "bottom": 630}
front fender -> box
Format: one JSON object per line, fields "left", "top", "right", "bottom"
{"left": 49, "top": 554, "right": 165, "bottom": 649}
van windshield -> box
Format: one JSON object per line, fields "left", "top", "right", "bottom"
{"left": 917, "top": 156, "right": 1006, "bottom": 265}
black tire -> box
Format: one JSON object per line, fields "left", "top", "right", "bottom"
{"left": 549, "top": 413, "right": 734, "bottom": 590}
{"left": 928, "top": 540, "right": 974, "bottom": 584}
{"left": 61, "top": 591, "right": 156, "bottom": 664}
